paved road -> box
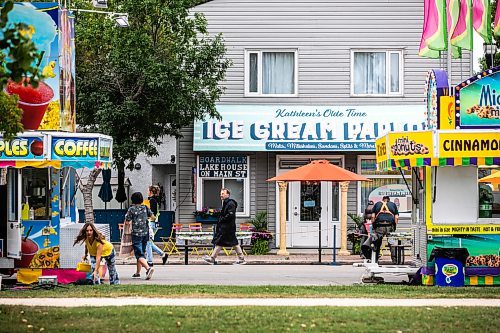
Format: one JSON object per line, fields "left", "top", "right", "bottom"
{"left": 115, "top": 264, "right": 410, "bottom": 285}
{"left": 1, "top": 297, "right": 499, "bottom": 307}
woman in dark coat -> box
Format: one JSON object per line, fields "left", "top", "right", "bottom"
{"left": 203, "top": 188, "right": 246, "bottom": 265}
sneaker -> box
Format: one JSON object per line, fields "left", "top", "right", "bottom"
{"left": 162, "top": 253, "right": 169, "bottom": 265}
{"left": 145, "top": 267, "right": 155, "bottom": 280}
{"left": 202, "top": 255, "right": 215, "bottom": 265}
{"left": 132, "top": 273, "right": 141, "bottom": 279}
{"left": 233, "top": 258, "right": 247, "bottom": 265}
{"left": 148, "top": 262, "right": 154, "bottom": 267}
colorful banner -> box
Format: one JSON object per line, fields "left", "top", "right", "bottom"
{"left": 194, "top": 105, "right": 427, "bottom": 151}
{"left": 0, "top": 136, "right": 45, "bottom": 160}
{"left": 419, "top": 0, "right": 444, "bottom": 58}
{"left": 472, "top": 0, "right": 491, "bottom": 43}
{"left": 388, "top": 131, "right": 434, "bottom": 160}
{"left": 455, "top": 69, "right": 500, "bottom": 129}
{"left": 451, "top": 0, "right": 473, "bottom": 50}
{"left": 2, "top": 3, "right": 76, "bottom": 132}
{"left": 438, "top": 132, "right": 500, "bottom": 158}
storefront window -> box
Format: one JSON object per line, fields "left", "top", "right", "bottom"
{"left": 198, "top": 156, "right": 249, "bottom": 216}
{"left": 358, "top": 157, "right": 412, "bottom": 215}
{"left": 478, "top": 168, "right": 500, "bottom": 218}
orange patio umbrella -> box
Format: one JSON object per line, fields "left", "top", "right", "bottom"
{"left": 479, "top": 170, "right": 500, "bottom": 184}
{"left": 267, "top": 159, "right": 371, "bottom": 182}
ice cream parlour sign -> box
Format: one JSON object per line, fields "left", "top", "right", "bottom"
{"left": 193, "top": 105, "right": 426, "bottom": 151}
{"left": 0, "top": 136, "right": 45, "bottom": 160}
{"left": 456, "top": 67, "right": 500, "bottom": 129}
{"left": 198, "top": 156, "right": 248, "bottom": 178}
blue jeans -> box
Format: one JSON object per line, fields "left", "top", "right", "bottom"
{"left": 89, "top": 248, "right": 120, "bottom": 285}
{"left": 146, "top": 221, "right": 164, "bottom": 264}
{"left": 132, "top": 234, "right": 149, "bottom": 260}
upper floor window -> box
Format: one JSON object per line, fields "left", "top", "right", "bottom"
{"left": 351, "top": 50, "right": 403, "bottom": 96}
{"left": 245, "top": 50, "right": 297, "bottom": 96}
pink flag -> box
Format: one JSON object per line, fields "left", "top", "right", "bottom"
{"left": 451, "top": 0, "right": 473, "bottom": 50}
{"left": 472, "top": 0, "right": 491, "bottom": 43}
{"left": 419, "top": 0, "right": 447, "bottom": 57}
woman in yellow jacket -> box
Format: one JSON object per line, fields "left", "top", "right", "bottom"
{"left": 74, "top": 222, "right": 120, "bottom": 284}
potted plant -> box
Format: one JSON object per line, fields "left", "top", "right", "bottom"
{"left": 193, "top": 207, "right": 220, "bottom": 223}
{"left": 347, "top": 213, "right": 364, "bottom": 255}
{"left": 248, "top": 211, "right": 273, "bottom": 255}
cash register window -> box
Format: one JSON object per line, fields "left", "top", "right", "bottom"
{"left": 22, "top": 168, "right": 50, "bottom": 220}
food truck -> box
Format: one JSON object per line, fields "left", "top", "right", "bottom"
{"left": 0, "top": 3, "right": 113, "bottom": 283}
{"left": 375, "top": 68, "right": 500, "bottom": 286}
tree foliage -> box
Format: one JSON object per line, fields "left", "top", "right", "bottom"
{"left": 0, "top": 0, "right": 42, "bottom": 139}
{"left": 480, "top": 0, "right": 500, "bottom": 69}
{"left": 75, "top": 0, "right": 230, "bottom": 173}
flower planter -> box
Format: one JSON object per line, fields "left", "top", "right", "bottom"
{"left": 195, "top": 216, "right": 218, "bottom": 223}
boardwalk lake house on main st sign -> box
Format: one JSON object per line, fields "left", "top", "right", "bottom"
{"left": 176, "top": 0, "right": 473, "bottom": 249}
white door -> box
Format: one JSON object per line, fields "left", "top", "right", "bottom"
{"left": 277, "top": 157, "right": 342, "bottom": 248}
{"left": 7, "top": 169, "right": 22, "bottom": 259}
{"left": 289, "top": 181, "right": 341, "bottom": 248}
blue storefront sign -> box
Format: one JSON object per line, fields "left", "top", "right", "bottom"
{"left": 193, "top": 105, "right": 426, "bottom": 151}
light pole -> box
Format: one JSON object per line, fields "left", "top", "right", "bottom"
{"left": 483, "top": 43, "right": 497, "bottom": 69}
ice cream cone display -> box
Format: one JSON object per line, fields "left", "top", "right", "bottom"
{"left": 2, "top": 3, "right": 76, "bottom": 132}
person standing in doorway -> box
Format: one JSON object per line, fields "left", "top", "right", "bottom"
{"left": 145, "top": 185, "right": 168, "bottom": 266}
{"left": 203, "top": 188, "right": 246, "bottom": 265}
{"left": 125, "top": 192, "right": 155, "bottom": 280}
{"left": 370, "top": 196, "right": 399, "bottom": 262}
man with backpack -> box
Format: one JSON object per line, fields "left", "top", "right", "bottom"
{"left": 370, "top": 196, "right": 399, "bottom": 263}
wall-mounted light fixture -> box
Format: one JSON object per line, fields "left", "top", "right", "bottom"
{"left": 170, "top": 155, "right": 176, "bottom": 164}
{"left": 134, "top": 163, "right": 141, "bottom": 170}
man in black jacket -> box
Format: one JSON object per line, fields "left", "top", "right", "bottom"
{"left": 203, "top": 188, "right": 246, "bottom": 265}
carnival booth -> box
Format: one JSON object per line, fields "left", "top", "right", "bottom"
{"left": 0, "top": 132, "right": 112, "bottom": 283}
{"left": 0, "top": 3, "right": 113, "bottom": 284}
{"left": 375, "top": 68, "right": 500, "bottom": 286}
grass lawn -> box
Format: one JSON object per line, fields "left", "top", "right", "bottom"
{"left": 1, "top": 284, "right": 499, "bottom": 298}
{"left": 1, "top": 305, "right": 499, "bottom": 333}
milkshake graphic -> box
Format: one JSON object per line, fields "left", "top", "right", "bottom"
{"left": 6, "top": 79, "right": 54, "bottom": 130}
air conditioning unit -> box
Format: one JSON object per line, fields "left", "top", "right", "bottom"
{"left": 92, "top": 0, "right": 108, "bottom": 9}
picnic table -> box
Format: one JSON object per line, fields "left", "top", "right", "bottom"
{"left": 176, "top": 231, "right": 252, "bottom": 265}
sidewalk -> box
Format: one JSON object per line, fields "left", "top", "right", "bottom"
{"left": 116, "top": 249, "right": 398, "bottom": 266}
{"left": 1, "top": 297, "right": 499, "bottom": 307}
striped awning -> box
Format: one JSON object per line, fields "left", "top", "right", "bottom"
{"left": 376, "top": 130, "right": 500, "bottom": 171}
{"left": 378, "top": 157, "right": 500, "bottom": 171}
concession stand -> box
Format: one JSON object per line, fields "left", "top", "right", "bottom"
{"left": 374, "top": 68, "right": 500, "bottom": 286}
{"left": 0, "top": 132, "right": 112, "bottom": 280}
{"left": 0, "top": 3, "right": 113, "bottom": 284}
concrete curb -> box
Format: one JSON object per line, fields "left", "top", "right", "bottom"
{"left": 1, "top": 297, "right": 499, "bottom": 307}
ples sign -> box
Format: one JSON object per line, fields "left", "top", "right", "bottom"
{"left": 0, "top": 138, "right": 44, "bottom": 158}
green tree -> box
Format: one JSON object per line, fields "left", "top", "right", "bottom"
{"left": 74, "top": 0, "right": 229, "bottom": 221}
{"left": 480, "top": 0, "right": 500, "bottom": 69}
{"left": 0, "top": 0, "right": 42, "bottom": 139}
